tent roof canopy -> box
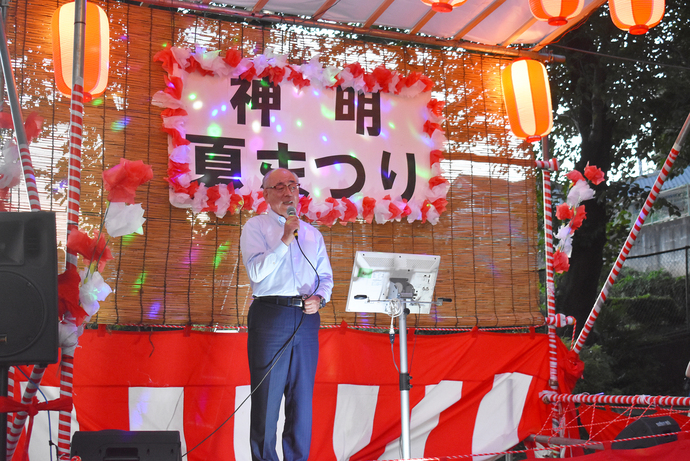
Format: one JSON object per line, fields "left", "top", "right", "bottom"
{"left": 136, "top": 0, "right": 606, "bottom": 59}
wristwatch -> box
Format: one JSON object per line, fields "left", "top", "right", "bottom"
{"left": 316, "top": 295, "right": 326, "bottom": 309}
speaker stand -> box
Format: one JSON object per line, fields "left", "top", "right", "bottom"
{"left": 1, "top": 364, "right": 8, "bottom": 461}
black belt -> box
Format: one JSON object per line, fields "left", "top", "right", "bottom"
{"left": 254, "top": 296, "right": 304, "bottom": 308}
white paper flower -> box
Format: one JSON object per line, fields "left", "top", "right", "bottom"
{"left": 79, "top": 270, "right": 112, "bottom": 316}
{"left": 105, "top": 202, "right": 146, "bottom": 237}
{"left": 0, "top": 141, "right": 22, "bottom": 189}
{"left": 567, "top": 180, "right": 594, "bottom": 207}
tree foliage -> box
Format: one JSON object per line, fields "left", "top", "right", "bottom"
{"left": 544, "top": 0, "right": 690, "bottom": 335}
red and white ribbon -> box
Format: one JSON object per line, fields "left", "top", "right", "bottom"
{"left": 6, "top": 365, "right": 46, "bottom": 460}
{"left": 535, "top": 158, "right": 559, "bottom": 171}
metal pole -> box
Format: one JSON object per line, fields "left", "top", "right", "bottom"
{"left": 398, "top": 308, "right": 411, "bottom": 459}
{"left": 0, "top": 15, "right": 41, "bottom": 211}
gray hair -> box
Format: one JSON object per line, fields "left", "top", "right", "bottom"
{"left": 262, "top": 168, "right": 299, "bottom": 189}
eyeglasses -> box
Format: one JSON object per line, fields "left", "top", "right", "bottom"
{"left": 265, "top": 182, "right": 300, "bottom": 193}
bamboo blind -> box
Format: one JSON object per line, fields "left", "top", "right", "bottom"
{"left": 3, "top": 0, "right": 542, "bottom": 328}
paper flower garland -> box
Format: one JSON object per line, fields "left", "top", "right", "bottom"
{"left": 152, "top": 47, "right": 450, "bottom": 225}
{"left": 553, "top": 163, "right": 605, "bottom": 273}
{"left": 58, "top": 158, "right": 153, "bottom": 326}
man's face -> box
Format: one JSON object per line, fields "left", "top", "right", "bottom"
{"left": 263, "top": 169, "right": 299, "bottom": 218}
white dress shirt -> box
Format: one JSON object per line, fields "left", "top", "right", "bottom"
{"left": 240, "top": 209, "right": 334, "bottom": 301}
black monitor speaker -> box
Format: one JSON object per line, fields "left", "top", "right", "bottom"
{"left": 0, "top": 211, "right": 58, "bottom": 366}
{"left": 70, "top": 430, "right": 183, "bottom": 461}
{"left": 612, "top": 415, "right": 679, "bottom": 450}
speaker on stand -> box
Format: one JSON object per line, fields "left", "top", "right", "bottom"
{"left": 70, "top": 430, "right": 183, "bottom": 461}
{"left": 0, "top": 211, "right": 59, "bottom": 461}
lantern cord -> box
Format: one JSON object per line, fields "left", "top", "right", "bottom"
{"left": 548, "top": 44, "right": 690, "bottom": 71}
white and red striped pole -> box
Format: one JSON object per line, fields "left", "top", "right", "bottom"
{"left": 573, "top": 112, "right": 690, "bottom": 354}
{"left": 58, "top": 1, "right": 88, "bottom": 458}
{"left": 541, "top": 390, "right": 690, "bottom": 407}
{"left": 5, "top": 366, "right": 47, "bottom": 460}
{"left": 538, "top": 138, "right": 560, "bottom": 390}
{"left": 0, "top": 8, "right": 41, "bottom": 213}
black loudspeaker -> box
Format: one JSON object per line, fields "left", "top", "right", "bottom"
{"left": 70, "top": 430, "right": 183, "bottom": 461}
{"left": 0, "top": 211, "right": 58, "bottom": 366}
{"left": 612, "top": 415, "right": 680, "bottom": 450}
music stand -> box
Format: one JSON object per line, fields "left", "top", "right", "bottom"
{"left": 346, "top": 251, "right": 448, "bottom": 459}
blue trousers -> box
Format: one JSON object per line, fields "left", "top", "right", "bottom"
{"left": 247, "top": 299, "right": 320, "bottom": 461}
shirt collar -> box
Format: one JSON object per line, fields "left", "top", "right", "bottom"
{"left": 268, "top": 208, "right": 286, "bottom": 224}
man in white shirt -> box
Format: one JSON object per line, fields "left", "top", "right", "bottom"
{"left": 240, "top": 168, "right": 334, "bottom": 461}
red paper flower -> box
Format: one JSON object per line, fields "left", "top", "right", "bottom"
{"left": 344, "top": 62, "right": 364, "bottom": 79}
{"left": 67, "top": 229, "right": 114, "bottom": 272}
{"left": 570, "top": 205, "right": 587, "bottom": 231}
{"left": 242, "top": 192, "right": 254, "bottom": 210}
{"left": 429, "top": 176, "right": 449, "bottom": 190}
{"left": 584, "top": 162, "right": 605, "bottom": 185}
{"left": 163, "top": 75, "right": 183, "bottom": 100}
{"left": 299, "top": 195, "right": 312, "bottom": 215}
{"left": 0, "top": 112, "right": 12, "bottom": 129}
{"left": 556, "top": 203, "right": 574, "bottom": 221}
{"left": 103, "top": 158, "right": 154, "bottom": 204}
{"left": 553, "top": 250, "right": 570, "bottom": 273}
{"left": 153, "top": 48, "right": 177, "bottom": 73}
{"left": 24, "top": 112, "right": 44, "bottom": 143}
{"left": 240, "top": 64, "right": 257, "bottom": 82}
{"left": 423, "top": 120, "right": 442, "bottom": 137}
{"left": 161, "top": 108, "right": 188, "bottom": 117}
{"left": 388, "top": 201, "right": 402, "bottom": 220}
{"left": 372, "top": 66, "right": 393, "bottom": 92}
{"left": 427, "top": 99, "right": 444, "bottom": 117}
{"left": 223, "top": 47, "right": 242, "bottom": 68}
{"left": 401, "top": 199, "right": 412, "bottom": 218}
{"left": 58, "top": 266, "right": 89, "bottom": 325}
{"left": 167, "top": 161, "right": 191, "bottom": 181}
{"left": 262, "top": 65, "right": 286, "bottom": 84}
{"left": 421, "top": 199, "right": 432, "bottom": 223}
{"left": 340, "top": 197, "right": 358, "bottom": 223}
{"left": 362, "top": 73, "right": 377, "bottom": 93}
{"left": 430, "top": 149, "right": 445, "bottom": 165}
{"left": 565, "top": 170, "right": 585, "bottom": 184}
{"left": 318, "top": 198, "right": 340, "bottom": 227}
{"left": 229, "top": 193, "right": 244, "bottom": 214}
{"left": 432, "top": 198, "right": 448, "bottom": 214}
{"left": 362, "top": 197, "right": 376, "bottom": 224}
{"left": 162, "top": 126, "right": 190, "bottom": 148}
{"left": 202, "top": 185, "right": 221, "bottom": 213}
{"left": 185, "top": 57, "right": 214, "bottom": 76}
{"left": 287, "top": 66, "right": 311, "bottom": 90}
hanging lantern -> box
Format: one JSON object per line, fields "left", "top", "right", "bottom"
{"left": 420, "top": 0, "right": 468, "bottom": 13}
{"left": 501, "top": 59, "right": 553, "bottom": 143}
{"left": 529, "top": 0, "right": 584, "bottom": 26}
{"left": 609, "top": 0, "right": 665, "bottom": 35}
{"left": 52, "top": 1, "right": 110, "bottom": 100}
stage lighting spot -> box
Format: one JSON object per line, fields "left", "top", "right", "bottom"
{"left": 208, "top": 124, "right": 222, "bottom": 137}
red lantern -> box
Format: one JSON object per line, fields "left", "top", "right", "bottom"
{"left": 52, "top": 1, "right": 110, "bottom": 99}
{"left": 609, "top": 0, "right": 665, "bottom": 35}
{"left": 529, "top": 0, "right": 584, "bottom": 26}
{"left": 420, "top": 0, "right": 468, "bottom": 13}
{"left": 501, "top": 59, "right": 553, "bottom": 143}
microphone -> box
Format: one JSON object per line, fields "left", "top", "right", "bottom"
{"left": 287, "top": 206, "right": 298, "bottom": 238}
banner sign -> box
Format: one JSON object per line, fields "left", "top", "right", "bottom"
{"left": 11, "top": 328, "right": 583, "bottom": 461}
{"left": 153, "top": 48, "right": 450, "bottom": 225}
